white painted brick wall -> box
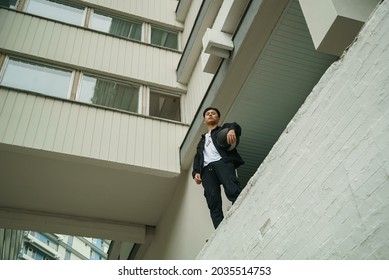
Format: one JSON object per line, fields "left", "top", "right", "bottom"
{"left": 198, "top": 0, "right": 389, "bottom": 260}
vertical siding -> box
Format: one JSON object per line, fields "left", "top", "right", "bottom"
{"left": 0, "top": 89, "right": 188, "bottom": 175}
{"left": 0, "top": 9, "right": 182, "bottom": 90}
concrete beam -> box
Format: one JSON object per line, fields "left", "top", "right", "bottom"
{"left": 0, "top": 207, "right": 146, "bottom": 243}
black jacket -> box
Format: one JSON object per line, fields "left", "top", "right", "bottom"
{"left": 192, "top": 122, "right": 244, "bottom": 178}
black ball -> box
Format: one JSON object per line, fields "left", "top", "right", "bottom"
{"left": 216, "top": 128, "right": 238, "bottom": 151}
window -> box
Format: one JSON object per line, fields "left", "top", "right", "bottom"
{"left": 0, "top": 58, "right": 72, "bottom": 99}
{"left": 151, "top": 26, "right": 178, "bottom": 50}
{"left": 90, "top": 249, "right": 102, "bottom": 260}
{"left": 78, "top": 75, "right": 139, "bottom": 113}
{"left": 64, "top": 250, "right": 71, "bottom": 260}
{"left": 0, "top": 0, "right": 18, "bottom": 8}
{"left": 149, "top": 90, "right": 180, "bottom": 121}
{"left": 90, "top": 12, "right": 142, "bottom": 41}
{"left": 25, "top": 0, "right": 85, "bottom": 26}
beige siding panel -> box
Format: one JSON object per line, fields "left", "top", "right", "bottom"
{"left": 117, "top": 40, "right": 127, "bottom": 76}
{"left": 99, "top": 111, "right": 112, "bottom": 160}
{"left": 13, "top": 95, "right": 35, "bottom": 146}
{"left": 134, "top": 116, "right": 145, "bottom": 165}
{"left": 46, "top": 22, "right": 61, "bottom": 59}
{"left": 14, "top": 15, "right": 31, "bottom": 52}
{"left": 108, "top": 112, "right": 121, "bottom": 162}
{"left": 1, "top": 92, "right": 24, "bottom": 144}
{"left": 88, "top": 32, "right": 100, "bottom": 69}
{"left": 159, "top": 121, "right": 169, "bottom": 169}
{"left": 90, "top": 108, "right": 105, "bottom": 159}
{"left": 39, "top": 22, "right": 54, "bottom": 57}
{"left": 150, "top": 119, "right": 161, "bottom": 170}
{"left": 143, "top": 116, "right": 154, "bottom": 166}
{"left": 31, "top": 19, "right": 46, "bottom": 56}
{"left": 81, "top": 107, "right": 97, "bottom": 157}
{"left": 125, "top": 115, "right": 137, "bottom": 165}
{"left": 0, "top": 89, "right": 8, "bottom": 112}
{"left": 0, "top": 11, "right": 181, "bottom": 89}
{"left": 63, "top": 26, "right": 78, "bottom": 63}
{"left": 53, "top": 101, "right": 71, "bottom": 152}
{"left": 0, "top": 10, "right": 10, "bottom": 43}
{"left": 54, "top": 25, "right": 69, "bottom": 60}
{"left": 42, "top": 99, "right": 62, "bottom": 150}
{"left": 102, "top": 36, "right": 113, "bottom": 70}
{"left": 0, "top": 11, "right": 16, "bottom": 50}
{"left": 99, "top": 110, "right": 113, "bottom": 160}
{"left": 62, "top": 103, "right": 80, "bottom": 154}
{"left": 23, "top": 97, "right": 44, "bottom": 148}
{"left": 117, "top": 113, "right": 129, "bottom": 163}
{"left": 72, "top": 104, "right": 88, "bottom": 155}
{"left": 73, "top": 28, "right": 86, "bottom": 66}
{"left": 0, "top": 89, "right": 10, "bottom": 140}
{"left": 0, "top": 90, "right": 187, "bottom": 174}
{"left": 33, "top": 98, "right": 54, "bottom": 149}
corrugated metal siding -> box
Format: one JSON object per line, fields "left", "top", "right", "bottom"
{"left": 0, "top": 9, "right": 182, "bottom": 90}
{"left": 81, "top": 0, "right": 181, "bottom": 28}
{"left": 226, "top": 0, "right": 338, "bottom": 185}
{"left": 0, "top": 229, "right": 23, "bottom": 260}
{"left": 0, "top": 89, "right": 188, "bottom": 175}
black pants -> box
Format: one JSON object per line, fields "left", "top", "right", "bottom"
{"left": 202, "top": 160, "right": 242, "bottom": 228}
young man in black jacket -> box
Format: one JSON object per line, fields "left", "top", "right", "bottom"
{"left": 192, "top": 107, "right": 244, "bottom": 229}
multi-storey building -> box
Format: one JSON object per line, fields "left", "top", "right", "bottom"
{"left": 18, "top": 231, "right": 110, "bottom": 260}
{"left": 1, "top": 0, "right": 387, "bottom": 259}
{"left": 0, "top": 228, "right": 23, "bottom": 259}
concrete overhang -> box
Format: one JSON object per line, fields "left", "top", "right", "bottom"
{"left": 176, "top": 0, "right": 223, "bottom": 84}
{"left": 299, "top": 0, "right": 381, "bottom": 56}
{"left": 0, "top": 89, "right": 187, "bottom": 243}
{"left": 176, "top": 0, "right": 192, "bottom": 23}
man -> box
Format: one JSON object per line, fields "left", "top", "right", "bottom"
{"left": 192, "top": 107, "right": 244, "bottom": 228}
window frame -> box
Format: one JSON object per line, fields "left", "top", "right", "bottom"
{"left": 148, "top": 89, "right": 181, "bottom": 122}
{"left": 150, "top": 25, "right": 179, "bottom": 50}
{"left": 0, "top": 56, "right": 74, "bottom": 100}
{"left": 24, "top": 0, "right": 87, "bottom": 26}
{"left": 88, "top": 9, "right": 143, "bottom": 42}
{"left": 76, "top": 73, "right": 141, "bottom": 114}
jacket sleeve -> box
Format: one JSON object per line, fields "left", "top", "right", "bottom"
{"left": 223, "top": 122, "right": 242, "bottom": 136}
{"left": 192, "top": 140, "right": 202, "bottom": 178}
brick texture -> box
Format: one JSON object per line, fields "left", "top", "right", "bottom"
{"left": 198, "top": 1, "right": 389, "bottom": 260}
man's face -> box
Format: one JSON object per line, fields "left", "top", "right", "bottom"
{"left": 204, "top": 109, "right": 220, "bottom": 125}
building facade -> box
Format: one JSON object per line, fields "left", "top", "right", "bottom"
{"left": 1, "top": 0, "right": 387, "bottom": 259}
{"left": 18, "top": 231, "right": 110, "bottom": 260}
{"left": 0, "top": 228, "right": 23, "bottom": 259}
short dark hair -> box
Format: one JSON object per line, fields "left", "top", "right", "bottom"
{"left": 203, "top": 107, "right": 221, "bottom": 117}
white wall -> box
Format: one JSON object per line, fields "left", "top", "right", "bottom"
{"left": 198, "top": 0, "right": 389, "bottom": 259}
{"left": 142, "top": 169, "right": 214, "bottom": 259}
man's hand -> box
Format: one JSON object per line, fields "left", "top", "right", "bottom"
{"left": 194, "top": 173, "right": 202, "bottom": 184}
{"left": 227, "top": 129, "right": 237, "bottom": 145}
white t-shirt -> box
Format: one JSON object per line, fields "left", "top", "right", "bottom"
{"left": 203, "top": 131, "right": 222, "bottom": 166}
